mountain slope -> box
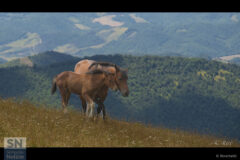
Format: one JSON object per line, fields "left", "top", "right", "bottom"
{"left": 0, "top": 51, "right": 78, "bottom": 68}
{"left": 0, "top": 57, "right": 6, "bottom": 64}
{"left": 0, "top": 98, "right": 239, "bottom": 147}
{"left": 28, "top": 51, "right": 79, "bottom": 67}
{"left": 0, "top": 53, "right": 240, "bottom": 140}
{"left": 1, "top": 13, "right": 240, "bottom": 60}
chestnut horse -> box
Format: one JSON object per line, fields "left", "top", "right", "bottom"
{"left": 51, "top": 70, "right": 118, "bottom": 117}
{"left": 74, "top": 59, "right": 129, "bottom": 119}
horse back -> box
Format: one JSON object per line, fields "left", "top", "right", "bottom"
{"left": 74, "top": 59, "right": 95, "bottom": 74}
{"left": 74, "top": 59, "right": 116, "bottom": 75}
{"left": 56, "top": 71, "right": 78, "bottom": 86}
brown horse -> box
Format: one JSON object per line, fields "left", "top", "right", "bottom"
{"left": 51, "top": 70, "right": 118, "bottom": 118}
{"left": 74, "top": 59, "right": 129, "bottom": 118}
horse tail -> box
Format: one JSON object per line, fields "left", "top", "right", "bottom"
{"left": 51, "top": 76, "right": 57, "bottom": 95}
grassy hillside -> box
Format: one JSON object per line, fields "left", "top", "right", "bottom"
{"left": 0, "top": 98, "right": 239, "bottom": 147}
{"left": 1, "top": 53, "right": 240, "bottom": 141}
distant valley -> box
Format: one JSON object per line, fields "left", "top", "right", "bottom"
{"left": 1, "top": 13, "right": 240, "bottom": 62}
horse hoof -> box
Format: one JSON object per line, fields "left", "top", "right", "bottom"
{"left": 63, "top": 108, "right": 68, "bottom": 114}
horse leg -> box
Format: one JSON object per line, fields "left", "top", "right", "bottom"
{"left": 98, "top": 92, "right": 107, "bottom": 120}
{"left": 84, "top": 95, "right": 94, "bottom": 118}
{"left": 59, "top": 87, "right": 68, "bottom": 113}
{"left": 85, "top": 103, "right": 89, "bottom": 116}
{"left": 97, "top": 102, "right": 106, "bottom": 120}
{"left": 99, "top": 95, "right": 107, "bottom": 120}
{"left": 64, "top": 91, "right": 71, "bottom": 114}
{"left": 62, "top": 100, "right": 67, "bottom": 113}
{"left": 96, "top": 98, "right": 102, "bottom": 118}
{"left": 89, "top": 101, "right": 95, "bottom": 118}
{"left": 84, "top": 95, "right": 91, "bottom": 117}
{"left": 101, "top": 103, "right": 106, "bottom": 120}
{"left": 97, "top": 103, "right": 102, "bottom": 117}
{"left": 79, "top": 95, "right": 87, "bottom": 114}
{"left": 96, "top": 101, "right": 106, "bottom": 120}
{"left": 85, "top": 101, "right": 94, "bottom": 118}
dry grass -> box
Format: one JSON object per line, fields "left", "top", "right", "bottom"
{"left": 0, "top": 98, "right": 239, "bottom": 147}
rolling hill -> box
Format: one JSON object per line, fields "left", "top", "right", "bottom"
{"left": 0, "top": 51, "right": 240, "bottom": 141}
{"left": 1, "top": 13, "right": 240, "bottom": 61}
{"left": 0, "top": 51, "right": 78, "bottom": 68}
{"left": 0, "top": 57, "right": 6, "bottom": 64}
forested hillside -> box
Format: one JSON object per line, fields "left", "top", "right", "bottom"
{"left": 0, "top": 52, "right": 240, "bottom": 140}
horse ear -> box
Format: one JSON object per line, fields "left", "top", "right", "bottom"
{"left": 114, "top": 64, "right": 120, "bottom": 72}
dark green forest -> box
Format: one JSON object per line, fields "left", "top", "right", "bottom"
{"left": 0, "top": 52, "right": 240, "bottom": 140}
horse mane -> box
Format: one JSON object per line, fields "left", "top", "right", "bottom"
{"left": 86, "top": 69, "right": 105, "bottom": 74}
{"left": 88, "top": 61, "right": 127, "bottom": 78}
{"left": 88, "top": 61, "right": 118, "bottom": 70}
{"left": 86, "top": 69, "right": 113, "bottom": 75}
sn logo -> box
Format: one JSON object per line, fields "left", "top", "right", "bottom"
{"left": 4, "top": 137, "right": 26, "bottom": 149}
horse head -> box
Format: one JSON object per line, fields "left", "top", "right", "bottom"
{"left": 101, "top": 70, "right": 119, "bottom": 92}
{"left": 114, "top": 65, "right": 129, "bottom": 97}
{"left": 86, "top": 69, "right": 118, "bottom": 91}
{"left": 88, "top": 62, "right": 129, "bottom": 97}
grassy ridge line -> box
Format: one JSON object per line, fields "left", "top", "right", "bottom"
{"left": 0, "top": 98, "right": 239, "bottom": 147}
